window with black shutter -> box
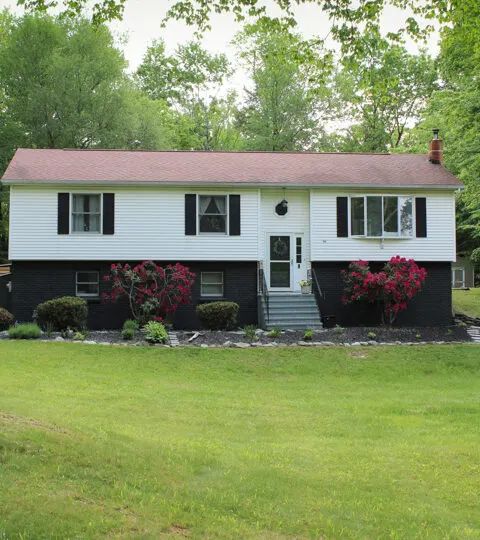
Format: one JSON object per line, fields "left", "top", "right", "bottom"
{"left": 185, "top": 194, "right": 240, "bottom": 236}
{"left": 58, "top": 193, "right": 70, "bottom": 234}
{"left": 336, "top": 197, "right": 348, "bottom": 238}
{"left": 415, "top": 197, "right": 427, "bottom": 237}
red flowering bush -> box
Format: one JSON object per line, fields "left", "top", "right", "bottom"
{"left": 0, "top": 307, "right": 14, "bottom": 331}
{"left": 341, "top": 256, "right": 427, "bottom": 325}
{"left": 103, "top": 261, "right": 195, "bottom": 325}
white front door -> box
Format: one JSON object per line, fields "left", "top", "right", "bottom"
{"left": 267, "top": 233, "right": 307, "bottom": 292}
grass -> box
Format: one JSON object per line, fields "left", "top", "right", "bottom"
{"left": 0, "top": 342, "right": 479, "bottom": 538}
{"left": 453, "top": 287, "right": 480, "bottom": 318}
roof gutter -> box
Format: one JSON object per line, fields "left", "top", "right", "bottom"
{"left": 2, "top": 180, "right": 464, "bottom": 190}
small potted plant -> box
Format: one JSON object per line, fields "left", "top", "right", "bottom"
{"left": 299, "top": 279, "right": 312, "bottom": 294}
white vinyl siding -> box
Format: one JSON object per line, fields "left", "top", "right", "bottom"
{"left": 9, "top": 186, "right": 259, "bottom": 261}
{"left": 8, "top": 185, "right": 457, "bottom": 263}
{"left": 310, "top": 189, "right": 456, "bottom": 262}
{"left": 259, "top": 190, "right": 310, "bottom": 263}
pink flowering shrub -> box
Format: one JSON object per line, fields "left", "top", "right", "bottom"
{"left": 103, "top": 261, "right": 195, "bottom": 325}
{"left": 341, "top": 256, "right": 427, "bottom": 325}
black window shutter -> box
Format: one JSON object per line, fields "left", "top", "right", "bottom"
{"left": 336, "top": 197, "right": 348, "bottom": 237}
{"left": 58, "top": 193, "right": 70, "bottom": 235}
{"left": 229, "top": 195, "right": 241, "bottom": 236}
{"left": 103, "top": 193, "right": 115, "bottom": 235}
{"left": 185, "top": 194, "right": 197, "bottom": 235}
{"left": 415, "top": 197, "right": 427, "bottom": 237}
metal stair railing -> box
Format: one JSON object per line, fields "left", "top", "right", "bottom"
{"left": 258, "top": 265, "right": 270, "bottom": 324}
{"left": 308, "top": 267, "right": 323, "bottom": 300}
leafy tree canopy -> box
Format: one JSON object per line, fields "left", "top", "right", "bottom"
{"left": 17, "top": 0, "right": 478, "bottom": 53}
{"left": 233, "top": 21, "right": 333, "bottom": 151}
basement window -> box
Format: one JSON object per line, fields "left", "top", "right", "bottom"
{"left": 76, "top": 271, "right": 100, "bottom": 297}
{"left": 201, "top": 272, "right": 224, "bottom": 297}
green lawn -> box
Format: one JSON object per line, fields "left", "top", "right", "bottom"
{"left": 1, "top": 343, "right": 479, "bottom": 538}
{"left": 453, "top": 287, "right": 480, "bottom": 318}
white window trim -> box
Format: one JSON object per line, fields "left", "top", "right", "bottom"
{"left": 70, "top": 193, "right": 103, "bottom": 235}
{"left": 349, "top": 194, "right": 415, "bottom": 239}
{"left": 197, "top": 194, "right": 229, "bottom": 236}
{"left": 200, "top": 271, "right": 224, "bottom": 297}
{"left": 75, "top": 271, "right": 100, "bottom": 297}
{"left": 452, "top": 267, "right": 465, "bottom": 289}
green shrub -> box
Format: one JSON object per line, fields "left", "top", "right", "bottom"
{"left": 303, "top": 329, "right": 313, "bottom": 341}
{"left": 123, "top": 319, "right": 139, "bottom": 331}
{"left": 61, "top": 327, "right": 75, "bottom": 339}
{"left": 415, "top": 333, "right": 421, "bottom": 340}
{"left": 8, "top": 323, "right": 42, "bottom": 340}
{"left": 334, "top": 326, "right": 343, "bottom": 334}
{"left": 122, "top": 319, "right": 139, "bottom": 340}
{"left": 35, "top": 296, "right": 88, "bottom": 331}
{"left": 143, "top": 321, "right": 168, "bottom": 344}
{"left": 73, "top": 331, "right": 86, "bottom": 341}
{"left": 122, "top": 328, "right": 136, "bottom": 341}
{"left": 196, "top": 301, "right": 239, "bottom": 330}
{"left": 0, "top": 307, "right": 14, "bottom": 331}
{"left": 268, "top": 327, "right": 281, "bottom": 338}
{"left": 244, "top": 324, "right": 258, "bottom": 342}
{"left": 367, "top": 331, "right": 377, "bottom": 340}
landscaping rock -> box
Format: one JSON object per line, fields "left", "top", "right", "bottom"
{"left": 235, "top": 342, "right": 251, "bottom": 348}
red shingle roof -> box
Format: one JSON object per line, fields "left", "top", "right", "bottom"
{"left": 1, "top": 148, "right": 463, "bottom": 188}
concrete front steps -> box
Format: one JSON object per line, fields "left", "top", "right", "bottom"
{"left": 260, "top": 293, "right": 322, "bottom": 330}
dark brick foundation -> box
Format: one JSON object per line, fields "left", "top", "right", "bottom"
{"left": 312, "top": 261, "right": 453, "bottom": 327}
{"left": 11, "top": 261, "right": 258, "bottom": 330}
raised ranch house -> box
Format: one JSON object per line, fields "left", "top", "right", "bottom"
{"left": 1, "top": 136, "right": 462, "bottom": 329}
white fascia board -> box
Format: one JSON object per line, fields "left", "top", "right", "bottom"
{"left": 3, "top": 180, "right": 464, "bottom": 191}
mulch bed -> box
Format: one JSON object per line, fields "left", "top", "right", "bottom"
{"left": 176, "top": 325, "right": 471, "bottom": 346}
{"left": 0, "top": 324, "right": 472, "bottom": 346}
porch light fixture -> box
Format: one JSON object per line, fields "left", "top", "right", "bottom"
{"left": 275, "top": 199, "right": 288, "bottom": 216}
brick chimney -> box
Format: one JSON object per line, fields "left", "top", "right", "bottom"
{"left": 429, "top": 129, "right": 443, "bottom": 164}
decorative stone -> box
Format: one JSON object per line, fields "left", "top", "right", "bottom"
{"left": 235, "top": 342, "right": 251, "bottom": 348}
{"left": 223, "top": 341, "right": 232, "bottom": 347}
{"left": 55, "top": 336, "right": 64, "bottom": 341}
{"left": 351, "top": 342, "right": 361, "bottom": 347}
{"left": 200, "top": 344, "right": 209, "bottom": 348}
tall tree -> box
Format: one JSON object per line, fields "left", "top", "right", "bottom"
{"left": 136, "top": 40, "right": 241, "bottom": 150}
{"left": 400, "top": 2, "right": 480, "bottom": 256}
{"left": 0, "top": 13, "right": 174, "bottom": 257}
{"left": 332, "top": 31, "right": 437, "bottom": 153}
{"left": 234, "top": 21, "right": 333, "bottom": 151}
{"left": 0, "top": 14, "right": 173, "bottom": 152}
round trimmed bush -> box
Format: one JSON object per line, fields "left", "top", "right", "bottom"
{"left": 35, "top": 296, "right": 88, "bottom": 331}
{"left": 0, "top": 307, "right": 14, "bottom": 331}
{"left": 196, "top": 301, "right": 239, "bottom": 330}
